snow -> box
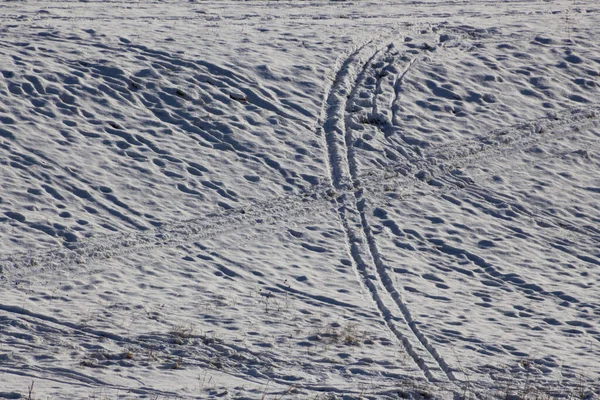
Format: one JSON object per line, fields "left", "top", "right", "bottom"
{"left": 1, "top": 1, "right": 599, "bottom": 399}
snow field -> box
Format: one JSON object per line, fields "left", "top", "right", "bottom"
{"left": 1, "top": 1, "right": 600, "bottom": 399}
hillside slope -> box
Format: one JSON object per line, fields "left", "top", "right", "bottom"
{"left": 1, "top": 1, "right": 599, "bottom": 399}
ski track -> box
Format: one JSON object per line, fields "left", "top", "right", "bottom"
{"left": 320, "top": 41, "right": 375, "bottom": 190}
{"left": 319, "top": 34, "right": 458, "bottom": 384}
{"left": 347, "top": 43, "right": 460, "bottom": 385}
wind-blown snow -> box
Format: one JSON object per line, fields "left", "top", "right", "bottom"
{"left": 1, "top": 1, "right": 599, "bottom": 399}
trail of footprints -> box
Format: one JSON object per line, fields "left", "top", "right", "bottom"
{"left": 2, "top": 100, "right": 596, "bottom": 280}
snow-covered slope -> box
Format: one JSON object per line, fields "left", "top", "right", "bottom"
{"left": 1, "top": 1, "right": 599, "bottom": 398}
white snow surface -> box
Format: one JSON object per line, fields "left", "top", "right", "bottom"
{"left": 1, "top": 1, "right": 600, "bottom": 399}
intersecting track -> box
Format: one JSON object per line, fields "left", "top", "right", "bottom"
{"left": 316, "top": 30, "right": 600, "bottom": 389}
{"left": 1, "top": 103, "right": 598, "bottom": 285}
{"left": 1, "top": 3, "right": 600, "bottom": 395}
{"left": 318, "top": 37, "right": 459, "bottom": 384}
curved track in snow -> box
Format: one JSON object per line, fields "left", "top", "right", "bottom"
{"left": 319, "top": 36, "right": 457, "bottom": 384}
